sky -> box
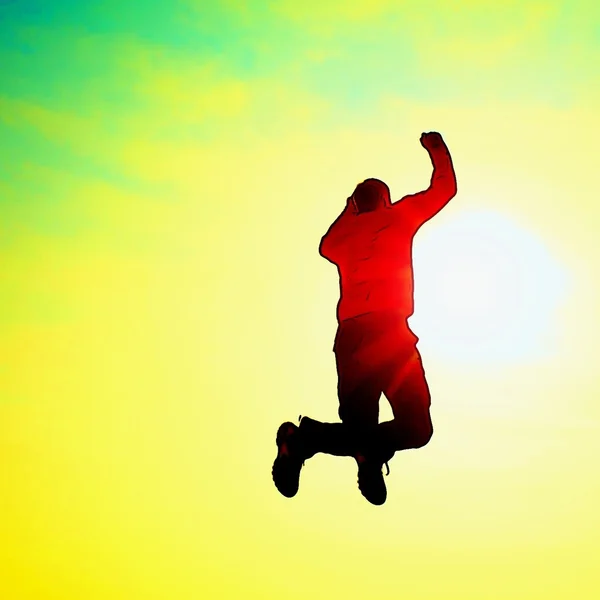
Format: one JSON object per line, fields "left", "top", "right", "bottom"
{"left": 1, "top": 1, "right": 600, "bottom": 598}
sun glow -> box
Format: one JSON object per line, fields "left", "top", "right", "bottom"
{"left": 411, "top": 209, "right": 569, "bottom": 366}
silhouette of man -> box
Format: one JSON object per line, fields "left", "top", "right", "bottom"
{"left": 272, "top": 132, "right": 457, "bottom": 505}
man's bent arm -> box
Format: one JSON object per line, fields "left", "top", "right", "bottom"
{"left": 319, "top": 198, "right": 354, "bottom": 263}
{"left": 394, "top": 133, "right": 457, "bottom": 226}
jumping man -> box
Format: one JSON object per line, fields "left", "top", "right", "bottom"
{"left": 272, "top": 131, "right": 457, "bottom": 505}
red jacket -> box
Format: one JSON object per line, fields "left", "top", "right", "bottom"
{"left": 320, "top": 144, "right": 457, "bottom": 322}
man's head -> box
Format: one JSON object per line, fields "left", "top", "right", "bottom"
{"left": 351, "top": 178, "right": 391, "bottom": 213}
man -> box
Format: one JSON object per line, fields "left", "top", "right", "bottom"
{"left": 272, "top": 131, "right": 457, "bottom": 505}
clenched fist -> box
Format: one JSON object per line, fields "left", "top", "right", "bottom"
{"left": 420, "top": 131, "right": 444, "bottom": 151}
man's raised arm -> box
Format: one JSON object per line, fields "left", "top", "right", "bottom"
{"left": 394, "top": 132, "right": 457, "bottom": 226}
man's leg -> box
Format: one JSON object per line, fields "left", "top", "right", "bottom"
{"left": 289, "top": 366, "right": 382, "bottom": 459}
{"left": 379, "top": 345, "right": 433, "bottom": 458}
{"left": 272, "top": 346, "right": 382, "bottom": 499}
{"left": 271, "top": 407, "right": 377, "bottom": 500}
{"left": 331, "top": 344, "right": 390, "bottom": 505}
{"left": 297, "top": 313, "right": 382, "bottom": 459}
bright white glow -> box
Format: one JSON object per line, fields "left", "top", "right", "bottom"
{"left": 410, "top": 209, "right": 569, "bottom": 367}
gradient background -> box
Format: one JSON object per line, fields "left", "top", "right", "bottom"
{"left": 2, "top": 1, "right": 600, "bottom": 598}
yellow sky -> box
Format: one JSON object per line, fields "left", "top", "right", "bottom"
{"left": 2, "top": 1, "right": 600, "bottom": 598}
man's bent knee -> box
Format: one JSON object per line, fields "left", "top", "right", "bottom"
{"left": 407, "top": 429, "right": 433, "bottom": 449}
{"left": 378, "top": 418, "right": 433, "bottom": 452}
{"left": 407, "top": 423, "right": 433, "bottom": 449}
{"left": 391, "top": 419, "right": 433, "bottom": 450}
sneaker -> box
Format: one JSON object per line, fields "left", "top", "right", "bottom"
{"left": 356, "top": 453, "right": 389, "bottom": 505}
{"left": 272, "top": 422, "right": 306, "bottom": 498}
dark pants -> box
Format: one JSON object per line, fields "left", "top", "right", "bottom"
{"left": 302, "top": 310, "right": 433, "bottom": 462}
